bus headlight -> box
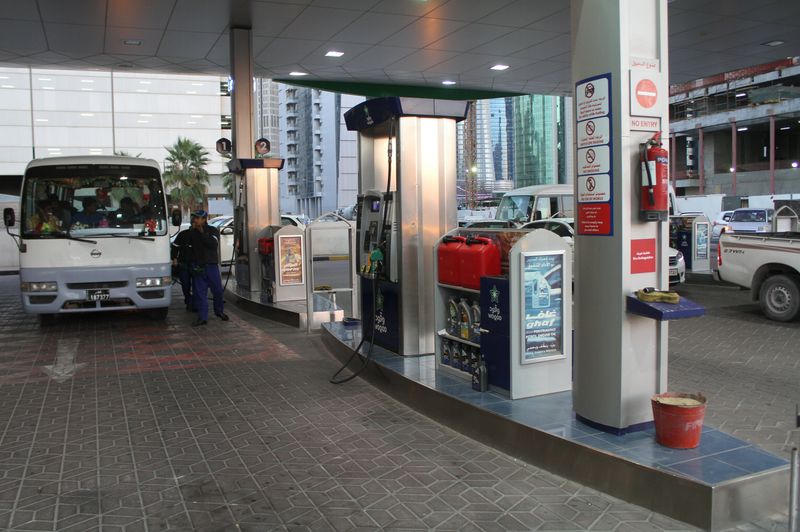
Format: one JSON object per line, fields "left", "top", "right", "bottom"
{"left": 136, "top": 276, "right": 171, "bottom": 288}
{"left": 20, "top": 281, "right": 58, "bottom": 292}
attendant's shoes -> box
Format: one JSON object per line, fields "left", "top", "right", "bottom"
{"left": 192, "top": 319, "right": 207, "bottom": 327}
{"left": 216, "top": 312, "right": 230, "bottom": 321}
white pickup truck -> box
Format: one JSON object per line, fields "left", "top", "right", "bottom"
{"left": 716, "top": 232, "right": 800, "bottom": 321}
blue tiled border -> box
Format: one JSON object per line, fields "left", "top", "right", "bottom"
{"left": 323, "top": 323, "right": 789, "bottom": 487}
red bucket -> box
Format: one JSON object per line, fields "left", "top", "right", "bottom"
{"left": 651, "top": 392, "right": 707, "bottom": 449}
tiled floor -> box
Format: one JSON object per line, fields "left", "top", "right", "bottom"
{"left": 324, "top": 323, "right": 788, "bottom": 487}
{"left": 0, "top": 275, "right": 707, "bottom": 531}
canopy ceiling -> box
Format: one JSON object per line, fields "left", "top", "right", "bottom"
{"left": 0, "top": 0, "right": 797, "bottom": 97}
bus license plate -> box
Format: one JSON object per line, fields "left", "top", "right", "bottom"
{"left": 87, "top": 289, "right": 110, "bottom": 301}
{"left": 669, "top": 268, "right": 678, "bottom": 277}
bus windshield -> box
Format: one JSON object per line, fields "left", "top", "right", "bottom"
{"left": 21, "top": 163, "right": 168, "bottom": 238}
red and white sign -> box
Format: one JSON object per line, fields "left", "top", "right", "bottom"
{"left": 577, "top": 203, "right": 611, "bottom": 235}
{"left": 578, "top": 174, "right": 610, "bottom": 203}
{"left": 630, "top": 70, "right": 663, "bottom": 118}
{"left": 576, "top": 77, "right": 609, "bottom": 121}
{"left": 577, "top": 145, "right": 610, "bottom": 176}
{"left": 629, "top": 116, "right": 661, "bottom": 132}
{"left": 631, "top": 238, "right": 657, "bottom": 274}
{"left": 577, "top": 117, "right": 610, "bottom": 148}
{"left": 635, "top": 79, "right": 657, "bottom": 108}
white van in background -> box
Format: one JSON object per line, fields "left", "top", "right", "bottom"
{"left": 494, "top": 184, "right": 574, "bottom": 225}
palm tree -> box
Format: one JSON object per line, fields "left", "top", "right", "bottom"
{"left": 221, "top": 153, "right": 236, "bottom": 200}
{"left": 162, "top": 137, "right": 210, "bottom": 217}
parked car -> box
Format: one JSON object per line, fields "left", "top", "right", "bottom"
{"left": 725, "top": 208, "right": 774, "bottom": 234}
{"left": 711, "top": 210, "right": 734, "bottom": 240}
{"left": 521, "top": 218, "right": 685, "bottom": 285}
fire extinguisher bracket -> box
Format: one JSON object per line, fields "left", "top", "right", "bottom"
{"left": 639, "top": 132, "right": 669, "bottom": 222}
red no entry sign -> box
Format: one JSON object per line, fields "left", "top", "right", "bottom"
{"left": 635, "top": 79, "right": 657, "bottom": 109}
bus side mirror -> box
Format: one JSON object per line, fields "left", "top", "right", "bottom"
{"left": 221, "top": 226, "right": 233, "bottom": 235}
{"left": 171, "top": 209, "right": 182, "bottom": 227}
{"left": 3, "top": 208, "right": 15, "bottom": 228}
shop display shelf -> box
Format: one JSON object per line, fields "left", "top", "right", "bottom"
{"left": 437, "top": 329, "right": 480, "bottom": 348}
{"left": 437, "top": 282, "right": 480, "bottom": 294}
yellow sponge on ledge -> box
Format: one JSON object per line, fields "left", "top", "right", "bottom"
{"left": 636, "top": 289, "right": 680, "bottom": 304}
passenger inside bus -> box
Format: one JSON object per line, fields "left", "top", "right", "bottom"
{"left": 111, "top": 196, "right": 142, "bottom": 226}
{"left": 71, "top": 197, "right": 107, "bottom": 228}
{"left": 28, "top": 199, "right": 62, "bottom": 234}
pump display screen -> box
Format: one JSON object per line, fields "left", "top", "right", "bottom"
{"left": 370, "top": 200, "right": 381, "bottom": 213}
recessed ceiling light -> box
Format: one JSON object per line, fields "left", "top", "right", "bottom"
{"left": 136, "top": 89, "right": 148, "bottom": 92}
{"left": 123, "top": 39, "right": 142, "bottom": 46}
{"left": 186, "top": 91, "right": 197, "bottom": 94}
{"left": 780, "top": 126, "right": 790, "bottom": 130}
{"left": 139, "top": 80, "right": 151, "bottom": 85}
{"left": 490, "top": 64, "right": 509, "bottom": 71}
{"left": 1, "top": 84, "right": 14, "bottom": 89}
{"left": 37, "top": 78, "right": 51, "bottom": 81}
{"left": 190, "top": 115, "right": 203, "bottom": 118}
{"left": 80, "top": 113, "right": 94, "bottom": 117}
{"left": 289, "top": 71, "right": 308, "bottom": 76}
{"left": 0, "top": 76, "right": 8, "bottom": 79}
{"left": 35, "top": 118, "right": 48, "bottom": 122}
{"left": 762, "top": 40, "right": 784, "bottom": 47}
{"left": 442, "top": 80, "right": 457, "bottom": 85}
{"left": 139, "top": 113, "right": 152, "bottom": 117}
{"left": 191, "top": 82, "right": 203, "bottom": 86}
{"left": 187, "top": 121, "right": 197, "bottom": 125}
{"left": 325, "top": 51, "right": 344, "bottom": 58}
{"left": 735, "top": 92, "right": 746, "bottom": 97}
{"left": 81, "top": 79, "right": 94, "bottom": 83}
{"left": 47, "top": 148, "right": 60, "bottom": 151}
{"left": 42, "top": 86, "right": 55, "bottom": 90}
{"left": 137, "top": 120, "right": 149, "bottom": 124}
{"left": 737, "top": 127, "right": 748, "bottom": 131}
{"left": 81, "top": 88, "right": 93, "bottom": 91}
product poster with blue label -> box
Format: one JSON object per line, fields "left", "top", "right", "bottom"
{"left": 521, "top": 251, "right": 564, "bottom": 364}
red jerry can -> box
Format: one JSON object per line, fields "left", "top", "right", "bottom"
{"left": 437, "top": 235, "right": 466, "bottom": 286}
{"left": 257, "top": 237, "right": 274, "bottom": 256}
{"left": 459, "top": 236, "right": 501, "bottom": 290}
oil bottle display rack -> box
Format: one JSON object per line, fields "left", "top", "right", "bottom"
{"left": 433, "top": 227, "right": 574, "bottom": 400}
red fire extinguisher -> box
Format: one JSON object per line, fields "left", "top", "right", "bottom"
{"left": 640, "top": 132, "right": 669, "bottom": 222}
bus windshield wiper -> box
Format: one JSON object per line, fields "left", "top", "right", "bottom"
{"left": 59, "top": 231, "right": 97, "bottom": 244}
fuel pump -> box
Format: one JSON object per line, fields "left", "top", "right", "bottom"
{"left": 356, "top": 190, "right": 398, "bottom": 282}
{"left": 640, "top": 132, "right": 669, "bottom": 222}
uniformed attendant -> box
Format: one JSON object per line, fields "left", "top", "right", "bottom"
{"left": 170, "top": 227, "right": 194, "bottom": 311}
{"left": 188, "top": 210, "right": 228, "bottom": 326}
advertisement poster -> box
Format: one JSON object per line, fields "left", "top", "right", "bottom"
{"left": 520, "top": 252, "right": 564, "bottom": 364}
{"left": 695, "top": 222, "right": 709, "bottom": 260}
{"left": 278, "top": 235, "right": 304, "bottom": 286}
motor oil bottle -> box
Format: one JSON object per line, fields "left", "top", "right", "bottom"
{"left": 447, "top": 298, "right": 459, "bottom": 336}
{"left": 472, "top": 351, "right": 488, "bottom": 392}
{"left": 458, "top": 298, "right": 472, "bottom": 340}
{"left": 441, "top": 339, "right": 450, "bottom": 366}
{"left": 470, "top": 301, "right": 481, "bottom": 343}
